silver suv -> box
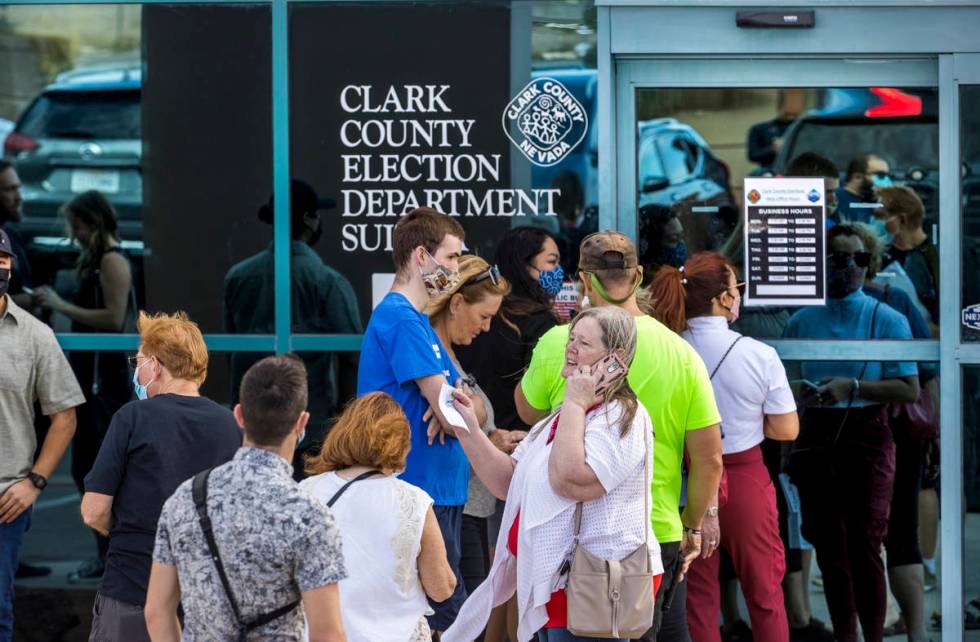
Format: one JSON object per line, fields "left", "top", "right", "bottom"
{"left": 2, "top": 67, "right": 142, "bottom": 245}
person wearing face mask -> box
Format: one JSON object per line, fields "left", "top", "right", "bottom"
{"left": 80, "top": 311, "right": 241, "bottom": 642}
{"left": 0, "top": 227, "right": 85, "bottom": 642}
{"left": 874, "top": 186, "right": 939, "bottom": 332}
{"left": 425, "top": 256, "right": 510, "bottom": 620}
{"left": 639, "top": 205, "right": 689, "bottom": 280}
{"left": 455, "top": 227, "right": 562, "bottom": 642}
{"left": 836, "top": 154, "right": 893, "bottom": 224}
{"left": 517, "top": 232, "right": 722, "bottom": 642}
{"left": 649, "top": 252, "right": 799, "bottom": 642}
{"left": 224, "top": 179, "right": 362, "bottom": 480}
{"left": 357, "top": 207, "right": 471, "bottom": 635}
{"left": 782, "top": 225, "right": 920, "bottom": 642}
{"left": 147, "top": 356, "right": 347, "bottom": 642}
{"left": 32, "top": 190, "right": 135, "bottom": 583}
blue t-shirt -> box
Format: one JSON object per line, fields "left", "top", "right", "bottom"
{"left": 835, "top": 187, "right": 876, "bottom": 224}
{"left": 783, "top": 289, "right": 917, "bottom": 408}
{"left": 357, "top": 292, "right": 466, "bottom": 506}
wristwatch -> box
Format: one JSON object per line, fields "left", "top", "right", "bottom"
{"left": 27, "top": 473, "right": 47, "bottom": 491}
{"left": 706, "top": 506, "right": 719, "bottom": 518}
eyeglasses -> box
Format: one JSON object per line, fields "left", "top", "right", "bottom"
{"left": 127, "top": 355, "right": 148, "bottom": 369}
{"left": 732, "top": 281, "right": 747, "bottom": 295}
{"left": 462, "top": 264, "right": 501, "bottom": 288}
{"left": 829, "top": 251, "right": 872, "bottom": 269}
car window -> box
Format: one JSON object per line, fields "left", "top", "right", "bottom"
{"left": 18, "top": 89, "right": 140, "bottom": 140}
{"left": 638, "top": 136, "right": 666, "bottom": 184}
{"left": 657, "top": 133, "right": 696, "bottom": 183}
{"left": 784, "top": 120, "right": 938, "bottom": 174}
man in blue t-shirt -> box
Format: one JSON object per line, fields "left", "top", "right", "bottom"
{"left": 357, "top": 207, "right": 467, "bottom": 632}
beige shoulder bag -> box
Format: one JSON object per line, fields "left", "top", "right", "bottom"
{"left": 565, "top": 416, "right": 654, "bottom": 639}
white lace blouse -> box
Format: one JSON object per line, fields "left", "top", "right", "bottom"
{"left": 300, "top": 473, "right": 433, "bottom": 642}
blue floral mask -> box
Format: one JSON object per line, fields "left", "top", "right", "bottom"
{"left": 538, "top": 265, "right": 564, "bottom": 298}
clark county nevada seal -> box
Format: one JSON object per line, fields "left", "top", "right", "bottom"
{"left": 502, "top": 77, "right": 588, "bottom": 167}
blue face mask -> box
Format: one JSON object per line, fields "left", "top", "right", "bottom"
{"left": 537, "top": 265, "right": 564, "bottom": 298}
{"left": 132, "top": 359, "right": 153, "bottom": 400}
{"left": 871, "top": 174, "right": 893, "bottom": 188}
{"left": 661, "top": 241, "right": 688, "bottom": 268}
{"left": 870, "top": 217, "right": 895, "bottom": 245}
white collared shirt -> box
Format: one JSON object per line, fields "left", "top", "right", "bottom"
{"left": 683, "top": 316, "right": 796, "bottom": 455}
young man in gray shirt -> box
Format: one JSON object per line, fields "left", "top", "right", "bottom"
{"left": 146, "top": 355, "right": 346, "bottom": 642}
{"left": 0, "top": 228, "right": 85, "bottom": 642}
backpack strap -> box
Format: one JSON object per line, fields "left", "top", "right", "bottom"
{"left": 192, "top": 468, "right": 300, "bottom": 641}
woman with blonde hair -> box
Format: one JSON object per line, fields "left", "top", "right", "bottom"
{"left": 301, "top": 392, "right": 457, "bottom": 642}
{"left": 444, "top": 306, "right": 661, "bottom": 642}
{"left": 425, "top": 255, "right": 510, "bottom": 612}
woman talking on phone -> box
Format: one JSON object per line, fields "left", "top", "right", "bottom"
{"left": 442, "top": 306, "right": 662, "bottom": 642}
{"left": 649, "top": 251, "right": 799, "bottom": 642}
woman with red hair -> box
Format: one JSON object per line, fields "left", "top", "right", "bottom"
{"left": 649, "top": 252, "right": 799, "bottom": 642}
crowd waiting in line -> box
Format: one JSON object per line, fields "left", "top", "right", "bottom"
{"left": 0, "top": 148, "right": 944, "bottom": 642}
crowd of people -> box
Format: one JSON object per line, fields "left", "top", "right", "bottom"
{"left": 0, "top": 146, "right": 943, "bottom": 642}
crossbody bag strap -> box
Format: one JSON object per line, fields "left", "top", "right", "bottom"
{"left": 710, "top": 335, "right": 744, "bottom": 380}
{"left": 192, "top": 469, "right": 245, "bottom": 625}
{"left": 192, "top": 469, "right": 301, "bottom": 641}
{"left": 326, "top": 470, "right": 382, "bottom": 507}
{"left": 570, "top": 406, "right": 652, "bottom": 545}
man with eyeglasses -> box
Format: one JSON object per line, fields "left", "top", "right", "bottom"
{"left": 782, "top": 224, "right": 919, "bottom": 642}
{"left": 80, "top": 311, "right": 240, "bottom": 642}
{"left": 837, "top": 154, "right": 893, "bottom": 224}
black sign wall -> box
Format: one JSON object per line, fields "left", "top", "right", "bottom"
{"left": 290, "top": 3, "right": 540, "bottom": 322}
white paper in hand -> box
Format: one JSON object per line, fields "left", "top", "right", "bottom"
{"left": 439, "top": 383, "right": 469, "bottom": 432}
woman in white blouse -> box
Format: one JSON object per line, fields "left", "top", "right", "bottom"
{"left": 442, "top": 306, "right": 662, "bottom": 642}
{"left": 649, "top": 251, "right": 799, "bottom": 642}
{"left": 300, "top": 392, "right": 456, "bottom": 642}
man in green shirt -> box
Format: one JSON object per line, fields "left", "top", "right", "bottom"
{"left": 516, "top": 231, "right": 722, "bottom": 641}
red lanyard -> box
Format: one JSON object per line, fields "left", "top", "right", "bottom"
{"left": 546, "top": 403, "right": 602, "bottom": 444}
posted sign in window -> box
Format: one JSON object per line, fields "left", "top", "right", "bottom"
{"left": 743, "top": 177, "right": 826, "bottom": 307}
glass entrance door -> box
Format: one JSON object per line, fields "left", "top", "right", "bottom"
{"left": 611, "top": 55, "right": 974, "bottom": 640}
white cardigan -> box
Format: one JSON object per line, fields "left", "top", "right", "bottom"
{"left": 443, "top": 401, "right": 661, "bottom": 642}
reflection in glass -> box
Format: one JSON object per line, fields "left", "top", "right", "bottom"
{"left": 965, "top": 367, "right": 980, "bottom": 637}
{"left": 961, "top": 87, "right": 980, "bottom": 342}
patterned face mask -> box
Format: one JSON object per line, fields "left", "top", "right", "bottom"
{"left": 537, "top": 265, "right": 564, "bottom": 298}
{"left": 660, "top": 241, "right": 688, "bottom": 268}
{"left": 419, "top": 250, "right": 460, "bottom": 298}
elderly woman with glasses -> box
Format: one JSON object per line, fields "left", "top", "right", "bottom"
{"left": 424, "top": 255, "right": 511, "bottom": 608}
{"left": 782, "top": 224, "right": 920, "bottom": 642}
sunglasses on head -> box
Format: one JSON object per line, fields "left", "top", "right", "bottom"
{"left": 463, "top": 264, "right": 501, "bottom": 288}
{"left": 829, "top": 251, "right": 872, "bottom": 269}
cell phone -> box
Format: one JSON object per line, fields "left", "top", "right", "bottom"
{"left": 593, "top": 353, "right": 628, "bottom": 397}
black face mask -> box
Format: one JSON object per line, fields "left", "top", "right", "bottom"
{"left": 827, "top": 263, "right": 866, "bottom": 299}
{"left": 0, "top": 267, "right": 9, "bottom": 298}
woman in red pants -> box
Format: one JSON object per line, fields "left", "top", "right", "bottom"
{"left": 650, "top": 252, "right": 799, "bottom": 642}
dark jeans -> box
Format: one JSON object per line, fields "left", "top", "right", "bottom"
{"left": 789, "top": 405, "right": 895, "bottom": 642}
{"left": 428, "top": 505, "right": 468, "bottom": 631}
{"left": 634, "top": 541, "right": 690, "bottom": 642}
{"left": 459, "top": 514, "right": 490, "bottom": 596}
{"left": 0, "top": 507, "right": 31, "bottom": 642}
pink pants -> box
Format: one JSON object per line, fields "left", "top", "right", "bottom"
{"left": 686, "top": 445, "right": 789, "bottom": 642}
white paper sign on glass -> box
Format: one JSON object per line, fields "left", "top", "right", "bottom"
{"left": 743, "top": 177, "right": 827, "bottom": 307}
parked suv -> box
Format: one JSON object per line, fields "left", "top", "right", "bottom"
{"left": 3, "top": 66, "right": 142, "bottom": 245}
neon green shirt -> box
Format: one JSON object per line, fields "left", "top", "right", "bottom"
{"left": 520, "top": 314, "right": 720, "bottom": 543}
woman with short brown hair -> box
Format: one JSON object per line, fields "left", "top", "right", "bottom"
{"left": 301, "top": 392, "right": 456, "bottom": 642}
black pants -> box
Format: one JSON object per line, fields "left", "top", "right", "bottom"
{"left": 634, "top": 541, "right": 690, "bottom": 642}
{"left": 459, "top": 514, "right": 490, "bottom": 596}
{"left": 884, "top": 427, "right": 924, "bottom": 567}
